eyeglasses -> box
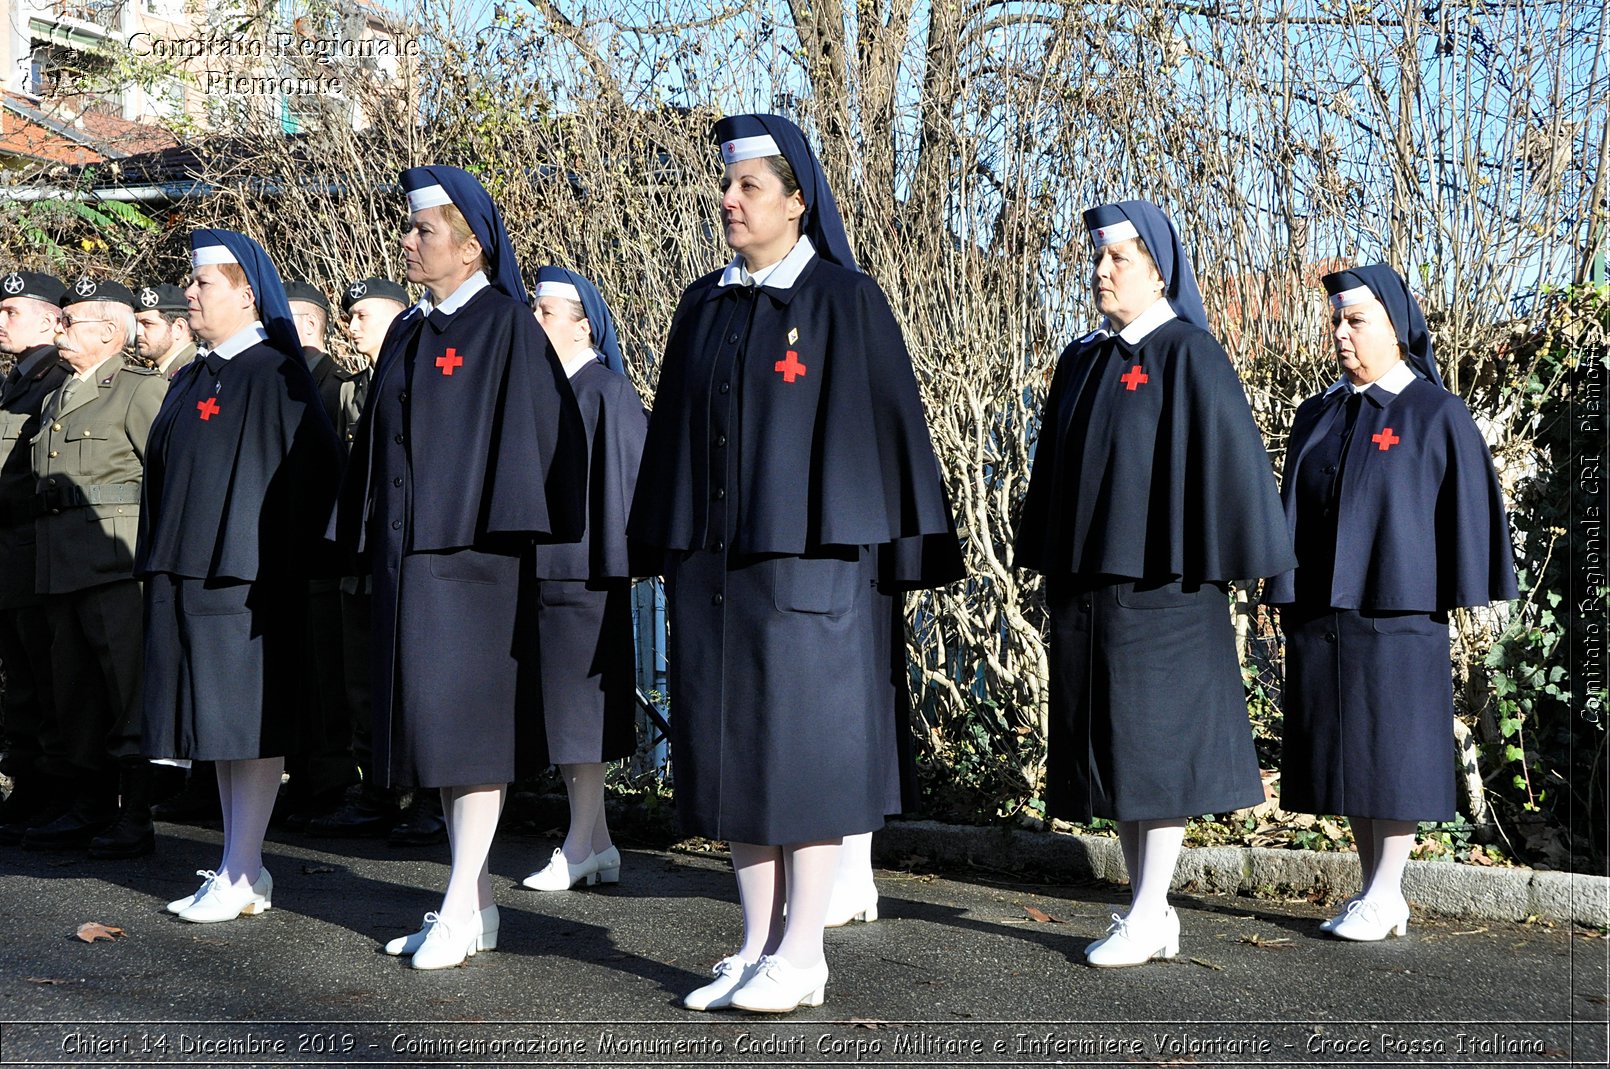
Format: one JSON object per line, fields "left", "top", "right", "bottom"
{"left": 60, "top": 314, "right": 112, "bottom": 329}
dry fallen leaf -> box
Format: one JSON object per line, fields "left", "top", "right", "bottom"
{"left": 1241, "top": 933, "right": 1293, "bottom": 949}
{"left": 26, "top": 977, "right": 71, "bottom": 985}
{"left": 1023, "top": 905, "right": 1062, "bottom": 924}
{"left": 74, "top": 922, "right": 123, "bottom": 943}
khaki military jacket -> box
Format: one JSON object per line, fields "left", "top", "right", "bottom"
{"left": 32, "top": 356, "right": 165, "bottom": 594}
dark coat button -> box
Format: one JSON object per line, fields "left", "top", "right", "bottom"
{"left": 711, "top": 593, "right": 724, "bottom": 605}
{"left": 712, "top": 488, "right": 725, "bottom": 500}
{"left": 715, "top": 434, "right": 727, "bottom": 447}
{"left": 391, "top": 519, "right": 403, "bottom": 530}
{"left": 1324, "top": 631, "right": 1337, "bottom": 643}
{"left": 718, "top": 383, "right": 730, "bottom": 394}
{"left": 394, "top": 433, "right": 405, "bottom": 444}
{"left": 393, "top": 477, "right": 403, "bottom": 487}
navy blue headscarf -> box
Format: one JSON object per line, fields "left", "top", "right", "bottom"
{"left": 534, "top": 265, "right": 624, "bottom": 374}
{"left": 400, "top": 165, "right": 527, "bottom": 305}
{"left": 190, "top": 228, "right": 299, "bottom": 358}
{"left": 712, "top": 113, "right": 858, "bottom": 271}
{"left": 1082, "top": 200, "right": 1209, "bottom": 331}
{"left": 1321, "top": 264, "right": 1443, "bottom": 389}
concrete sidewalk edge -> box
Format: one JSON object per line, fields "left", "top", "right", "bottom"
{"left": 873, "top": 819, "right": 1610, "bottom": 927}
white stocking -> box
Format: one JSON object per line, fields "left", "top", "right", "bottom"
{"left": 439, "top": 783, "right": 506, "bottom": 922}
{"left": 558, "top": 762, "right": 610, "bottom": 861}
{"left": 1362, "top": 818, "right": 1415, "bottom": 906}
{"left": 1126, "top": 818, "right": 1185, "bottom": 923}
{"left": 833, "top": 831, "right": 876, "bottom": 895}
{"left": 218, "top": 757, "right": 283, "bottom": 890}
{"left": 776, "top": 838, "right": 842, "bottom": 969}
{"left": 730, "top": 842, "right": 784, "bottom": 962}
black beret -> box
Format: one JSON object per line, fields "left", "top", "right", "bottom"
{"left": 340, "top": 277, "right": 410, "bottom": 313}
{"left": 61, "top": 277, "right": 139, "bottom": 310}
{"left": 283, "top": 281, "right": 330, "bottom": 311}
{"left": 0, "top": 270, "right": 66, "bottom": 305}
{"left": 135, "top": 283, "right": 188, "bottom": 313}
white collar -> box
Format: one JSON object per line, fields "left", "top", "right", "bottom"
{"left": 418, "top": 271, "right": 489, "bottom": 318}
{"left": 718, "top": 235, "right": 816, "bottom": 290}
{"left": 559, "top": 347, "right": 600, "bottom": 379}
{"left": 72, "top": 355, "right": 118, "bottom": 383}
{"left": 1111, "top": 297, "right": 1176, "bottom": 344}
{"left": 1325, "top": 359, "right": 1416, "bottom": 397}
{"left": 209, "top": 322, "right": 269, "bottom": 361}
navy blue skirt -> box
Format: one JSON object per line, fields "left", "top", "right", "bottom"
{"left": 530, "top": 580, "right": 637, "bottom": 766}
{"left": 1279, "top": 606, "right": 1455, "bottom": 821}
{"left": 665, "top": 546, "right": 901, "bottom": 845}
{"left": 141, "top": 573, "right": 305, "bottom": 761}
{"left": 1045, "top": 577, "right": 1263, "bottom": 822}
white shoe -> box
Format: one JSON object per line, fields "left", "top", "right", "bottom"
{"left": 522, "top": 847, "right": 600, "bottom": 891}
{"left": 1084, "top": 907, "right": 1179, "bottom": 967}
{"left": 1330, "top": 898, "right": 1409, "bottom": 942}
{"left": 728, "top": 955, "right": 829, "bottom": 1013}
{"left": 824, "top": 879, "right": 878, "bottom": 927}
{"left": 594, "top": 845, "right": 621, "bottom": 884}
{"left": 410, "top": 910, "right": 499, "bottom": 970}
{"left": 682, "top": 955, "right": 759, "bottom": 1011}
{"left": 1319, "top": 894, "right": 1365, "bottom": 934}
{"left": 168, "top": 869, "right": 218, "bottom": 914}
{"left": 1084, "top": 912, "right": 1125, "bottom": 955}
{"left": 177, "top": 868, "right": 273, "bottom": 924}
{"left": 384, "top": 905, "right": 499, "bottom": 956}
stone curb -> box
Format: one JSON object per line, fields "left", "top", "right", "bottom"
{"left": 873, "top": 819, "right": 1610, "bottom": 927}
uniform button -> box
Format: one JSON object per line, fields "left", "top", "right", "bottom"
{"left": 714, "top": 435, "right": 727, "bottom": 447}
{"left": 711, "top": 593, "right": 724, "bottom": 605}
{"left": 391, "top": 519, "right": 403, "bottom": 530}
{"left": 710, "top": 540, "right": 725, "bottom": 552}
{"left": 718, "top": 382, "right": 730, "bottom": 394}
{"left": 726, "top": 333, "right": 739, "bottom": 344}
{"left": 712, "top": 488, "right": 725, "bottom": 500}
{"left": 116, "top": 507, "right": 124, "bottom": 514}
{"left": 49, "top": 508, "right": 60, "bottom": 515}
{"left": 346, "top": 432, "right": 355, "bottom": 442}
{"left": 399, "top": 392, "right": 408, "bottom": 402}
{"left": 51, "top": 423, "right": 61, "bottom": 432}
{"left": 394, "top": 433, "right": 405, "bottom": 444}
{"left": 393, "top": 477, "right": 403, "bottom": 487}
{"left": 1323, "top": 464, "right": 1336, "bottom": 474}
{"left": 46, "top": 478, "right": 55, "bottom": 486}
{"left": 47, "top": 450, "right": 58, "bottom": 458}
{"left": 1324, "top": 631, "right": 1337, "bottom": 643}
{"left": 1079, "top": 599, "right": 1092, "bottom": 611}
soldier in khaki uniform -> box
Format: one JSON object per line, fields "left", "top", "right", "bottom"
{"left": 0, "top": 271, "right": 70, "bottom": 841}
{"left": 22, "top": 279, "right": 165, "bottom": 857}
{"left": 133, "top": 283, "right": 196, "bottom": 384}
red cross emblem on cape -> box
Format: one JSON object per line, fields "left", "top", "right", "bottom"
{"left": 196, "top": 396, "right": 220, "bottom": 421}
{"left": 774, "top": 349, "right": 807, "bottom": 383}
{"left": 1119, "top": 364, "right": 1148, "bottom": 391}
{"left": 1372, "top": 427, "right": 1401, "bottom": 451}
{"left": 436, "top": 348, "right": 463, "bottom": 376}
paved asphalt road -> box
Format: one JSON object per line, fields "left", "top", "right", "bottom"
{"left": 0, "top": 821, "right": 1604, "bottom": 1068}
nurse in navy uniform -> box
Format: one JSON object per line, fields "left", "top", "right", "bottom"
{"left": 629, "top": 114, "right": 962, "bottom": 1013}
{"left": 333, "top": 166, "right": 585, "bottom": 969}
{"left": 1016, "top": 200, "right": 1295, "bottom": 967}
{"left": 520, "top": 266, "right": 646, "bottom": 892}
{"left": 1266, "top": 264, "right": 1516, "bottom": 941}
{"left": 140, "top": 230, "right": 340, "bottom": 922}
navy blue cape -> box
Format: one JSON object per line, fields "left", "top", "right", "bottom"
{"left": 629, "top": 257, "right": 961, "bottom": 586}
{"left": 1264, "top": 379, "right": 1517, "bottom": 610}
{"left": 136, "top": 341, "right": 339, "bottom": 581}
{"left": 335, "top": 287, "right": 585, "bottom": 554}
{"left": 1016, "top": 318, "right": 1294, "bottom": 582}
{"left": 533, "top": 359, "right": 647, "bottom": 581}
